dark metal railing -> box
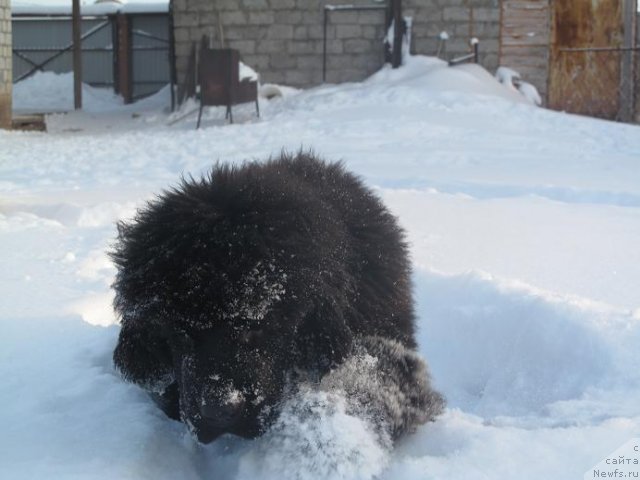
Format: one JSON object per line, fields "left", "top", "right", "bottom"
{"left": 448, "top": 39, "right": 479, "bottom": 66}
{"left": 556, "top": 46, "right": 640, "bottom": 123}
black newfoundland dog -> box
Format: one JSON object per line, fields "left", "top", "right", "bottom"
{"left": 111, "top": 152, "right": 443, "bottom": 444}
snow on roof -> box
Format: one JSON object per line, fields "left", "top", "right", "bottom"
{"left": 11, "top": 0, "right": 169, "bottom": 16}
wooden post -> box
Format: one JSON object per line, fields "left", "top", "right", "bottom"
{"left": 391, "top": 0, "right": 403, "bottom": 68}
{"left": 72, "top": 0, "right": 82, "bottom": 109}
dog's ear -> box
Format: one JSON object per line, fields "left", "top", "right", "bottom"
{"left": 113, "top": 321, "right": 175, "bottom": 393}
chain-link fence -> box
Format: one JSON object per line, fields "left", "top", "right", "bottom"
{"left": 555, "top": 47, "right": 639, "bottom": 123}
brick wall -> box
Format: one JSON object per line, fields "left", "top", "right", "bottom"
{"left": 0, "top": 0, "right": 11, "bottom": 129}
{"left": 173, "top": 0, "right": 501, "bottom": 90}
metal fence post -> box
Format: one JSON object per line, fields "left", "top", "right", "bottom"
{"left": 620, "top": 0, "right": 637, "bottom": 122}
{"left": 323, "top": 7, "right": 328, "bottom": 82}
{"left": 391, "top": 0, "right": 403, "bottom": 68}
{"left": 116, "top": 13, "right": 132, "bottom": 104}
{"left": 72, "top": 0, "right": 82, "bottom": 109}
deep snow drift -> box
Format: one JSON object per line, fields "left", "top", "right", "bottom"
{"left": 2, "top": 57, "right": 640, "bottom": 479}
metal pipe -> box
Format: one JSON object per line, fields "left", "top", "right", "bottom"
{"left": 391, "top": 0, "right": 402, "bottom": 68}
{"left": 72, "top": 0, "right": 82, "bottom": 109}
{"left": 559, "top": 46, "right": 640, "bottom": 52}
{"left": 323, "top": 6, "right": 327, "bottom": 82}
{"left": 168, "top": 0, "right": 177, "bottom": 110}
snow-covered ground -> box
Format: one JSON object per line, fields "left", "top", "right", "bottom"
{"left": 2, "top": 57, "right": 640, "bottom": 479}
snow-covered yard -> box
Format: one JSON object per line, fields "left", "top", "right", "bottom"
{"left": 2, "top": 57, "right": 640, "bottom": 479}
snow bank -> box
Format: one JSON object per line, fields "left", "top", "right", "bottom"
{"left": 1, "top": 272, "right": 637, "bottom": 480}
{"left": 0, "top": 316, "right": 204, "bottom": 480}
{"left": 366, "top": 56, "right": 528, "bottom": 105}
{"left": 415, "top": 270, "right": 638, "bottom": 419}
{"left": 13, "top": 72, "right": 122, "bottom": 113}
{"left": 495, "top": 66, "right": 542, "bottom": 106}
{"left": 237, "top": 391, "right": 389, "bottom": 480}
{"left": 381, "top": 189, "right": 640, "bottom": 310}
{"left": 2, "top": 54, "right": 640, "bottom": 479}
{"left": 12, "top": 71, "right": 170, "bottom": 114}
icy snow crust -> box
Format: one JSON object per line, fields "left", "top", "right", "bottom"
{"left": 1, "top": 56, "right": 640, "bottom": 479}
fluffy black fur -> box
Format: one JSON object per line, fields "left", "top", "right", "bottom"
{"left": 111, "top": 152, "right": 444, "bottom": 443}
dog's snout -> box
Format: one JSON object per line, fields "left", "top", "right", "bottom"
{"left": 200, "top": 397, "right": 246, "bottom": 426}
{"left": 193, "top": 395, "right": 248, "bottom": 442}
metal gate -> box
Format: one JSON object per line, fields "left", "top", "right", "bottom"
{"left": 12, "top": 16, "right": 114, "bottom": 88}
{"left": 12, "top": 13, "right": 171, "bottom": 102}
{"left": 130, "top": 15, "right": 170, "bottom": 100}
{"left": 548, "top": 0, "right": 637, "bottom": 122}
{"left": 553, "top": 47, "right": 639, "bottom": 122}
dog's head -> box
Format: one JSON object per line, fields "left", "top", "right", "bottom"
{"left": 163, "top": 315, "right": 294, "bottom": 442}
{"left": 112, "top": 247, "right": 317, "bottom": 442}
{"left": 111, "top": 164, "right": 355, "bottom": 442}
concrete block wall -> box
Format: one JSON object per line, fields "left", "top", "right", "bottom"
{"left": 173, "top": 0, "right": 386, "bottom": 87}
{"left": 173, "top": 0, "right": 501, "bottom": 91}
{"left": 636, "top": 12, "right": 640, "bottom": 123}
{"left": 0, "top": 0, "right": 11, "bottom": 129}
{"left": 405, "top": 0, "right": 500, "bottom": 72}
